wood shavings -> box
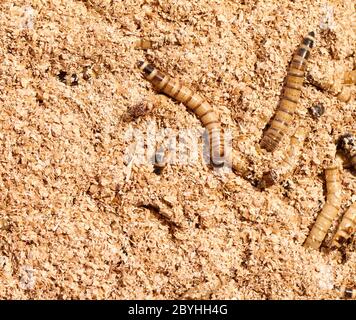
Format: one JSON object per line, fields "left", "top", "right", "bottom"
{"left": 0, "top": 0, "right": 355, "bottom": 300}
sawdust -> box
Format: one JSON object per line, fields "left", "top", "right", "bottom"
{"left": 0, "top": 0, "right": 355, "bottom": 299}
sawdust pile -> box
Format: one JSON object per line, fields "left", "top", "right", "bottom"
{"left": 0, "top": 0, "right": 355, "bottom": 299}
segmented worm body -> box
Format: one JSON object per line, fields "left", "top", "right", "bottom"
{"left": 303, "top": 158, "right": 342, "bottom": 250}
{"left": 137, "top": 60, "right": 226, "bottom": 166}
{"left": 260, "top": 32, "right": 315, "bottom": 152}
{"left": 260, "top": 126, "right": 309, "bottom": 188}
{"left": 338, "top": 133, "right": 356, "bottom": 170}
{"left": 331, "top": 202, "right": 356, "bottom": 248}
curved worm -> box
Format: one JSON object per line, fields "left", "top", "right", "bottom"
{"left": 137, "top": 60, "right": 226, "bottom": 167}
{"left": 260, "top": 31, "right": 315, "bottom": 152}
{"left": 331, "top": 202, "right": 356, "bottom": 248}
{"left": 338, "top": 133, "right": 356, "bottom": 170}
{"left": 303, "top": 158, "right": 342, "bottom": 250}
{"left": 260, "top": 126, "right": 309, "bottom": 188}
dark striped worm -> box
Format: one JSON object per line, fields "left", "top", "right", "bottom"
{"left": 260, "top": 31, "right": 315, "bottom": 152}
{"left": 338, "top": 133, "right": 356, "bottom": 170}
{"left": 331, "top": 202, "right": 356, "bottom": 248}
{"left": 259, "top": 126, "right": 309, "bottom": 188}
{"left": 303, "top": 157, "right": 342, "bottom": 250}
{"left": 137, "top": 60, "right": 226, "bottom": 167}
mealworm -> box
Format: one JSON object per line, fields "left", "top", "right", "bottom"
{"left": 137, "top": 60, "right": 226, "bottom": 166}
{"left": 338, "top": 133, "right": 356, "bottom": 170}
{"left": 336, "top": 286, "right": 356, "bottom": 299}
{"left": 344, "top": 69, "right": 356, "bottom": 85}
{"left": 260, "top": 31, "right": 315, "bottom": 152}
{"left": 303, "top": 158, "right": 342, "bottom": 250}
{"left": 331, "top": 202, "right": 356, "bottom": 248}
{"left": 259, "top": 126, "right": 309, "bottom": 188}
{"left": 134, "top": 39, "right": 153, "bottom": 50}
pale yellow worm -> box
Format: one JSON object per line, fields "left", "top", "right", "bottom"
{"left": 304, "top": 158, "right": 342, "bottom": 250}
{"left": 331, "top": 202, "right": 356, "bottom": 248}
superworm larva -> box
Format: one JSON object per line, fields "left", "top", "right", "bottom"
{"left": 331, "top": 202, "right": 356, "bottom": 248}
{"left": 134, "top": 39, "right": 154, "bottom": 50}
{"left": 303, "top": 158, "right": 342, "bottom": 250}
{"left": 338, "top": 133, "right": 356, "bottom": 170}
{"left": 344, "top": 69, "right": 356, "bottom": 85}
{"left": 259, "top": 126, "right": 309, "bottom": 188}
{"left": 336, "top": 286, "right": 356, "bottom": 299}
{"left": 260, "top": 31, "right": 315, "bottom": 152}
{"left": 137, "top": 60, "right": 226, "bottom": 166}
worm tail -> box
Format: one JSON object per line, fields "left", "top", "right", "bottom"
{"left": 304, "top": 159, "right": 342, "bottom": 250}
